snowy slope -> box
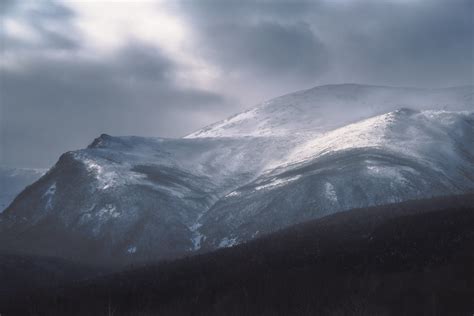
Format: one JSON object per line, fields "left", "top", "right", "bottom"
{"left": 186, "top": 84, "right": 473, "bottom": 138}
{"left": 200, "top": 109, "right": 474, "bottom": 248}
{"left": 0, "top": 135, "right": 294, "bottom": 264}
{"left": 0, "top": 167, "right": 46, "bottom": 212}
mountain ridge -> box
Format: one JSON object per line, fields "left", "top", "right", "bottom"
{"left": 186, "top": 84, "right": 473, "bottom": 138}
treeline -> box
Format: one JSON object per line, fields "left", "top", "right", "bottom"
{"left": 2, "top": 194, "right": 474, "bottom": 315}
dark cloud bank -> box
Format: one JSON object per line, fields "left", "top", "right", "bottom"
{"left": 178, "top": 0, "right": 473, "bottom": 86}
{"left": 0, "top": 0, "right": 472, "bottom": 168}
{"left": 0, "top": 44, "right": 226, "bottom": 168}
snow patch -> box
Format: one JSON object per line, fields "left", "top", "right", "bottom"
{"left": 366, "top": 164, "right": 411, "bottom": 185}
{"left": 81, "top": 158, "right": 118, "bottom": 190}
{"left": 218, "top": 237, "right": 238, "bottom": 248}
{"left": 42, "top": 182, "right": 56, "bottom": 210}
{"left": 189, "top": 220, "right": 205, "bottom": 250}
{"left": 255, "top": 175, "right": 301, "bottom": 191}
{"left": 97, "top": 204, "right": 120, "bottom": 219}
{"left": 191, "top": 231, "right": 205, "bottom": 250}
{"left": 225, "top": 191, "right": 241, "bottom": 198}
{"left": 324, "top": 182, "right": 338, "bottom": 203}
{"left": 74, "top": 154, "right": 146, "bottom": 191}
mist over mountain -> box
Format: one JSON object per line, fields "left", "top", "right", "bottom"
{"left": 0, "top": 84, "right": 472, "bottom": 265}
{"left": 0, "top": 167, "right": 45, "bottom": 213}
{"left": 186, "top": 84, "right": 473, "bottom": 138}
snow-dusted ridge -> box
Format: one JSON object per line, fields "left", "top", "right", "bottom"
{"left": 0, "top": 84, "right": 472, "bottom": 265}
{"left": 276, "top": 108, "right": 473, "bottom": 168}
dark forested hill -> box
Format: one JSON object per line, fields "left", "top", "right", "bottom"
{"left": 2, "top": 194, "right": 473, "bottom": 316}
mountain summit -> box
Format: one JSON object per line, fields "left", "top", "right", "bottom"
{"left": 186, "top": 84, "right": 472, "bottom": 138}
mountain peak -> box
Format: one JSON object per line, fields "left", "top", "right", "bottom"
{"left": 88, "top": 133, "right": 114, "bottom": 149}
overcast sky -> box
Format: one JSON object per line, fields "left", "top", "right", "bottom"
{"left": 1, "top": 0, "right": 473, "bottom": 168}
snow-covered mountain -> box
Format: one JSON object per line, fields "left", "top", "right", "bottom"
{"left": 199, "top": 109, "right": 474, "bottom": 248}
{"left": 0, "top": 84, "right": 472, "bottom": 264}
{"left": 0, "top": 167, "right": 45, "bottom": 213}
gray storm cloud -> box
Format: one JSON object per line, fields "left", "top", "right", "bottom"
{"left": 0, "top": 0, "right": 472, "bottom": 168}
{"left": 0, "top": 43, "right": 227, "bottom": 167}
{"left": 177, "top": 0, "right": 473, "bottom": 87}
{"left": 195, "top": 21, "right": 329, "bottom": 78}
{"left": 0, "top": 1, "right": 229, "bottom": 168}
